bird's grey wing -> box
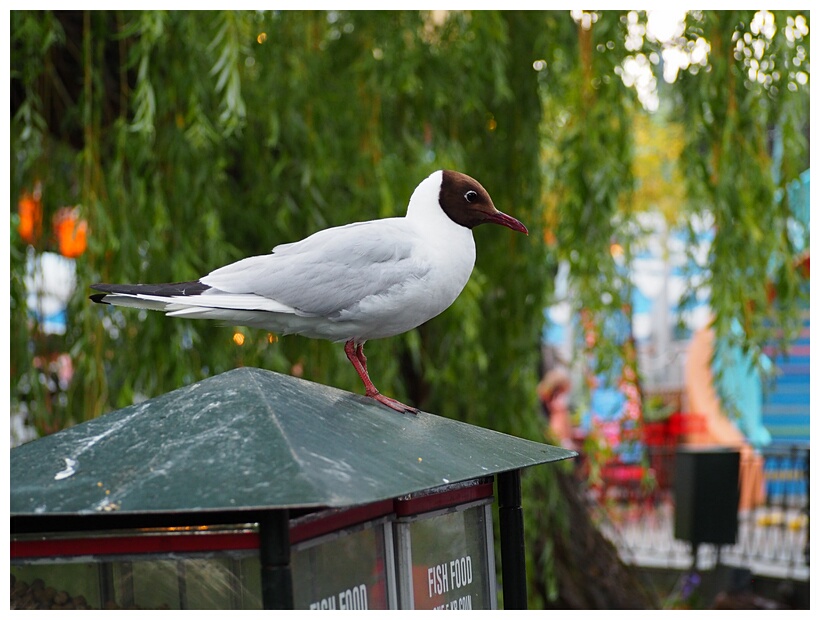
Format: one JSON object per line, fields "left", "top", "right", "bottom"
{"left": 200, "top": 220, "right": 430, "bottom": 317}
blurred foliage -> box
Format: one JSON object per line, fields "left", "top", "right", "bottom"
{"left": 10, "top": 9, "right": 809, "bottom": 609}
{"left": 672, "top": 10, "right": 810, "bottom": 359}
{"left": 631, "top": 114, "right": 687, "bottom": 225}
{"left": 11, "top": 10, "right": 546, "bottom": 436}
{"left": 539, "top": 11, "right": 642, "bottom": 396}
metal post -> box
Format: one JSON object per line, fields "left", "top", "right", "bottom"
{"left": 258, "top": 510, "right": 293, "bottom": 610}
{"left": 498, "top": 469, "right": 527, "bottom": 609}
{"left": 803, "top": 447, "right": 809, "bottom": 567}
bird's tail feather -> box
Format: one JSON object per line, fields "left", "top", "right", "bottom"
{"left": 90, "top": 281, "right": 297, "bottom": 316}
{"left": 90, "top": 281, "right": 208, "bottom": 311}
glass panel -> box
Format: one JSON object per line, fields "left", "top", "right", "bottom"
{"left": 406, "top": 504, "right": 492, "bottom": 610}
{"left": 114, "top": 557, "right": 261, "bottom": 610}
{"left": 291, "top": 521, "right": 389, "bottom": 610}
{"left": 12, "top": 556, "right": 262, "bottom": 610}
{"left": 11, "top": 518, "right": 391, "bottom": 610}
{"left": 11, "top": 562, "right": 101, "bottom": 610}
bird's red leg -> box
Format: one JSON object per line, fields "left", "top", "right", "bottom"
{"left": 344, "top": 340, "right": 418, "bottom": 414}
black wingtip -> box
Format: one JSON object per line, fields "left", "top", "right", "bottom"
{"left": 90, "top": 283, "right": 123, "bottom": 294}
{"left": 89, "top": 281, "right": 209, "bottom": 297}
{"left": 89, "top": 293, "right": 110, "bottom": 305}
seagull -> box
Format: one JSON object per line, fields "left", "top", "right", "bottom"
{"left": 90, "top": 170, "right": 528, "bottom": 414}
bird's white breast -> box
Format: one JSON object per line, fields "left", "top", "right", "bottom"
{"left": 325, "top": 170, "right": 477, "bottom": 341}
{"left": 336, "top": 216, "right": 476, "bottom": 341}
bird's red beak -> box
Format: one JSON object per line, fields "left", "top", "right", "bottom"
{"left": 486, "top": 210, "right": 528, "bottom": 235}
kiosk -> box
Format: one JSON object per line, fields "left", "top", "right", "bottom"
{"left": 11, "top": 368, "right": 574, "bottom": 609}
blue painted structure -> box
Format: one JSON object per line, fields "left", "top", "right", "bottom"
{"left": 761, "top": 312, "right": 810, "bottom": 445}
{"left": 761, "top": 169, "right": 810, "bottom": 445}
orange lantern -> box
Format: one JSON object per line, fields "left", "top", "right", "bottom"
{"left": 18, "top": 185, "right": 43, "bottom": 245}
{"left": 53, "top": 207, "right": 88, "bottom": 258}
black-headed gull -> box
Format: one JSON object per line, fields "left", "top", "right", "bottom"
{"left": 91, "top": 170, "right": 527, "bottom": 414}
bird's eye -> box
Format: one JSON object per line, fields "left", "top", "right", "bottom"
{"left": 464, "top": 190, "right": 478, "bottom": 203}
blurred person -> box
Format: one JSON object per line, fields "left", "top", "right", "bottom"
{"left": 538, "top": 367, "right": 575, "bottom": 449}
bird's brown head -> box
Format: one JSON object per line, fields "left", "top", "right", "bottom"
{"left": 438, "top": 170, "right": 528, "bottom": 235}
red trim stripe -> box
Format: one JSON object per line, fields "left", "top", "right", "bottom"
{"left": 11, "top": 531, "right": 259, "bottom": 559}
{"left": 394, "top": 482, "right": 494, "bottom": 517}
{"left": 12, "top": 484, "right": 495, "bottom": 559}
{"left": 289, "top": 500, "right": 393, "bottom": 544}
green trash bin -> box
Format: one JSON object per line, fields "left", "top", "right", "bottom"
{"left": 674, "top": 446, "right": 740, "bottom": 548}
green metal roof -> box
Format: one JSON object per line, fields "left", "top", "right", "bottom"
{"left": 11, "top": 368, "right": 575, "bottom": 516}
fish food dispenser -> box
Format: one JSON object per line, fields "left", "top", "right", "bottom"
{"left": 11, "top": 368, "right": 575, "bottom": 610}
